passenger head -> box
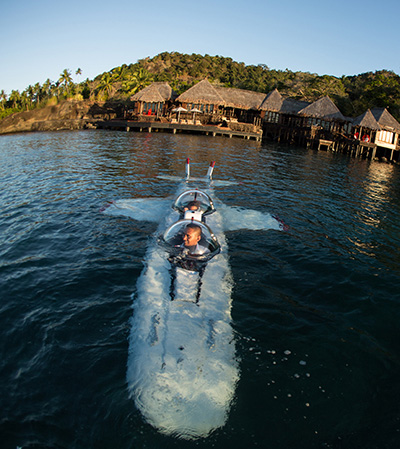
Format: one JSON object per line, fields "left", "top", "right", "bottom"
{"left": 182, "top": 223, "right": 202, "bottom": 247}
{"left": 184, "top": 200, "right": 201, "bottom": 211}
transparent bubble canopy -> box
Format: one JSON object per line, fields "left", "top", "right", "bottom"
{"left": 162, "top": 219, "right": 220, "bottom": 265}
{"left": 173, "top": 190, "right": 215, "bottom": 216}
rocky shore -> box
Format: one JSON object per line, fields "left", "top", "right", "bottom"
{"left": 0, "top": 100, "right": 122, "bottom": 135}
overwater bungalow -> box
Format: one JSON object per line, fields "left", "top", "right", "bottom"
{"left": 261, "top": 93, "right": 345, "bottom": 147}
{"left": 352, "top": 109, "right": 381, "bottom": 135}
{"left": 175, "top": 79, "right": 266, "bottom": 131}
{"left": 298, "top": 96, "right": 345, "bottom": 122}
{"left": 349, "top": 108, "right": 400, "bottom": 161}
{"left": 173, "top": 79, "right": 224, "bottom": 120}
{"left": 351, "top": 109, "right": 381, "bottom": 158}
{"left": 213, "top": 85, "right": 266, "bottom": 126}
{"left": 130, "top": 82, "right": 178, "bottom": 118}
{"left": 297, "top": 96, "right": 350, "bottom": 149}
{"left": 259, "top": 88, "right": 284, "bottom": 118}
{"left": 371, "top": 108, "right": 400, "bottom": 161}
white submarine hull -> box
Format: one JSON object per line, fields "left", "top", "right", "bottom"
{"left": 103, "top": 163, "right": 283, "bottom": 439}
{"left": 128, "top": 203, "right": 237, "bottom": 439}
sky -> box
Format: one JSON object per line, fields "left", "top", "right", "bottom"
{"left": 1, "top": 0, "right": 400, "bottom": 95}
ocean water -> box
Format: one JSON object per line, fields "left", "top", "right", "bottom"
{"left": 1, "top": 130, "right": 400, "bottom": 449}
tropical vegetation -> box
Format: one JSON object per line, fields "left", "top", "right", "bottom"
{"left": 1, "top": 52, "right": 400, "bottom": 121}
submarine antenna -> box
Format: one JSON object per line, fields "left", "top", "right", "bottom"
{"left": 206, "top": 161, "right": 216, "bottom": 179}
{"left": 186, "top": 158, "right": 190, "bottom": 180}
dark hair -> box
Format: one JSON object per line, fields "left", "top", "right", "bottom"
{"left": 187, "top": 200, "right": 200, "bottom": 209}
{"left": 185, "top": 223, "right": 202, "bottom": 236}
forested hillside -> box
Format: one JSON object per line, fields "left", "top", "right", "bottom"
{"left": 2, "top": 52, "right": 400, "bottom": 121}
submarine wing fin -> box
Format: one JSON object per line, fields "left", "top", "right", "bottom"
{"left": 102, "top": 198, "right": 170, "bottom": 222}
{"left": 219, "top": 204, "right": 284, "bottom": 232}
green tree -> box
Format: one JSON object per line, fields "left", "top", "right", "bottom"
{"left": 75, "top": 68, "right": 82, "bottom": 94}
{"left": 58, "top": 69, "right": 73, "bottom": 97}
{"left": 0, "top": 90, "right": 6, "bottom": 110}
{"left": 9, "top": 90, "right": 21, "bottom": 109}
{"left": 96, "top": 72, "right": 113, "bottom": 99}
{"left": 122, "top": 68, "right": 153, "bottom": 96}
{"left": 25, "top": 85, "right": 35, "bottom": 108}
{"left": 112, "top": 65, "right": 128, "bottom": 81}
{"left": 20, "top": 91, "right": 29, "bottom": 111}
{"left": 135, "top": 68, "right": 153, "bottom": 91}
{"left": 42, "top": 78, "right": 53, "bottom": 99}
{"left": 32, "top": 82, "right": 43, "bottom": 105}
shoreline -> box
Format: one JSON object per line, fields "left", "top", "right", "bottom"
{"left": 0, "top": 100, "right": 119, "bottom": 136}
{"left": 1, "top": 100, "right": 398, "bottom": 165}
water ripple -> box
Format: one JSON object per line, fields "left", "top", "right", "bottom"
{"left": 0, "top": 131, "right": 399, "bottom": 449}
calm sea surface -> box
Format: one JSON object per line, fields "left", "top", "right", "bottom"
{"left": 1, "top": 130, "right": 400, "bottom": 449}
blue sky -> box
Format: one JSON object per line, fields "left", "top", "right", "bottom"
{"left": 1, "top": 0, "right": 399, "bottom": 95}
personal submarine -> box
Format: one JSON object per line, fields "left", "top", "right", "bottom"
{"left": 103, "top": 159, "right": 284, "bottom": 439}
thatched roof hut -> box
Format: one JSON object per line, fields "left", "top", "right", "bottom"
{"left": 298, "top": 96, "right": 345, "bottom": 121}
{"left": 281, "top": 98, "right": 310, "bottom": 114}
{"left": 177, "top": 79, "right": 267, "bottom": 111}
{"left": 215, "top": 86, "right": 266, "bottom": 110}
{"left": 130, "top": 82, "right": 178, "bottom": 102}
{"left": 370, "top": 107, "right": 400, "bottom": 132}
{"left": 175, "top": 79, "right": 225, "bottom": 105}
{"left": 260, "top": 88, "right": 283, "bottom": 112}
{"left": 352, "top": 109, "right": 381, "bottom": 130}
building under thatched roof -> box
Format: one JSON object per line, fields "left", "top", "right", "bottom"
{"left": 298, "top": 96, "right": 345, "bottom": 121}
{"left": 215, "top": 86, "right": 266, "bottom": 110}
{"left": 177, "top": 79, "right": 269, "bottom": 111}
{"left": 129, "top": 82, "right": 178, "bottom": 116}
{"left": 175, "top": 79, "right": 225, "bottom": 105}
{"left": 260, "top": 88, "right": 283, "bottom": 112}
{"left": 281, "top": 98, "right": 310, "bottom": 114}
{"left": 130, "top": 82, "right": 178, "bottom": 103}
{"left": 370, "top": 107, "right": 400, "bottom": 132}
{"left": 353, "top": 109, "right": 381, "bottom": 130}
{"left": 131, "top": 82, "right": 178, "bottom": 113}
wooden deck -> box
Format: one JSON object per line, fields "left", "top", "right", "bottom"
{"left": 262, "top": 122, "right": 390, "bottom": 161}
{"left": 97, "top": 120, "right": 262, "bottom": 141}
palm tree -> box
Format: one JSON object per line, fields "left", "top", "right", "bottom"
{"left": 20, "top": 91, "right": 29, "bottom": 111}
{"left": 96, "top": 72, "right": 113, "bottom": 100}
{"left": 59, "top": 69, "right": 73, "bottom": 96}
{"left": 33, "top": 82, "right": 42, "bottom": 105}
{"left": 9, "top": 90, "right": 21, "bottom": 109}
{"left": 122, "top": 73, "right": 139, "bottom": 95}
{"left": 112, "top": 65, "right": 128, "bottom": 81}
{"left": 42, "top": 78, "right": 53, "bottom": 99}
{"left": 122, "top": 68, "right": 153, "bottom": 96}
{"left": 75, "top": 69, "right": 83, "bottom": 93}
{"left": 0, "top": 90, "right": 6, "bottom": 110}
{"left": 26, "top": 85, "right": 35, "bottom": 108}
{"left": 135, "top": 68, "right": 153, "bottom": 92}
{"left": 54, "top": 81, "right": 62, "bottom": 100}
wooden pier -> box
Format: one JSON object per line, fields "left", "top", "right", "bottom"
{"left": 97, "top": 120, "right": 262, "bottom": 141}
{"left": 263, "top": 121, "right": 396, "bottom": 162}
{"left": 313, "top": 138, "right": 378, "bottom": 159}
